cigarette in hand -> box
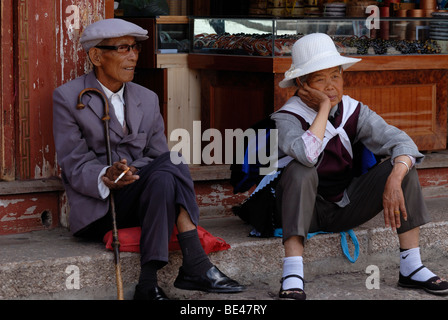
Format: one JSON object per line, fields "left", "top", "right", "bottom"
{"left": 114, "top": 167, "right": 130, "bottom": 183}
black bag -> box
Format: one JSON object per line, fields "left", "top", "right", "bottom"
{"left": 232, "top": 171, "right": 283, "bottom": 238}
{"left": 230, "top": 117, "right": 277, "bottom": 194}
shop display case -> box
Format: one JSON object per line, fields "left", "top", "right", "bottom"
{"left": 188, "top": 17, "right": 448, "bottom": 152}
{"left": 125, "top": 16, "right": 189, "bottom": 68}
{"left": 157, "top": 16, "right": 190, "bottom": 53}
{"left": 190, "top": 17, "right": 448, "bottom": 56}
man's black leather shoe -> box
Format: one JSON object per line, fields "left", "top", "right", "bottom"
{"left": 174, "top": 266, "right": 246, "bottom": 293}
{"left": 133, "top": 285, "right": 170, "bottom": 300}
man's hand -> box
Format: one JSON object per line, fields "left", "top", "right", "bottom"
{"left": 102, "top": 159, "right": 139, "bottom": 190}
{"left": 382, "top": 157, "right": 410, "bottom": 231}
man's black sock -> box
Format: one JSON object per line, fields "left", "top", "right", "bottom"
{"left": 138, "top": 261, "right": 162, "bottom": 290}
{"left": 177, "top": 229, "right": 213, "bottom": 276}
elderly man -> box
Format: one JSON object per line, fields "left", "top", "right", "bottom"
{"left": 52, "top": 19, "right": 244, "bottom": 300}
{"left": 273, "top": 33, "right": 448, "bottom": 300}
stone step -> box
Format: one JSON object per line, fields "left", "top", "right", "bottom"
{"left": 0, "top": 196, "right": 446, "bottom": 300}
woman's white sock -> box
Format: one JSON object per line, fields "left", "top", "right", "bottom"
{"left": 282, "top": 256, "right": 304, "bottom": 290}
{"left": 400, "top": 247, "right": 435, "bottom": 282}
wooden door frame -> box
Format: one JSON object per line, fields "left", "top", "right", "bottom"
{"left": 0, "top": 0, "right": 16, "bottom": 181}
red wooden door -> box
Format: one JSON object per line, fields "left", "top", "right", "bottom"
{"left": 0, "top": 0, "right": 112, "bottom": 234}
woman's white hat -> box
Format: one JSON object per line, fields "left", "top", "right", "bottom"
{"left": 279, "top": 33, "right": 361, "bottom": 88}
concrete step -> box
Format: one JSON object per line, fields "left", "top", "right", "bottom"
{"left": 0, "top": 196, "right": 447, "bottom": 300}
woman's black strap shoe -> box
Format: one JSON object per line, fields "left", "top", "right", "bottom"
{"left": 279, "top": 274, "right": 306, "bottom": 300}
{"left": 398, "top": 265, "right": 448, "bottom": 295}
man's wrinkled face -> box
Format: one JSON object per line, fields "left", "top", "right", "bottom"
{"left": 305, "top": 66, "right": 344, "bottom": 106}
{"left": 89, "top": 36, "right": 139, "bottom": 92}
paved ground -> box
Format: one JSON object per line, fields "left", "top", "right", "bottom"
{"left": 1, "top": 197, "right": 447, "bottom": 306}
{"left": 165, "top": 256, "right": 448, "bottom": 301}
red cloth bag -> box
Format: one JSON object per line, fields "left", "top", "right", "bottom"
{"left": 103, "top": 225, "right": 230, "bottom": 254}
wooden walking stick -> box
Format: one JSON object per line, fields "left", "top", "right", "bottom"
{"left": 77, "top": 88, "right": 124, "bottom": 300}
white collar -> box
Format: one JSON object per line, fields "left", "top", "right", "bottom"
{"left": 279, "top": 95, "right": 360, "bottom": 158}
{"left": 97, "top": 80, "right": 125, "bottom": 105}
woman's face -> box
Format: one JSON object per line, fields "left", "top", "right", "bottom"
{"left": 304, "top": 66, "right": 344, "bottom": 106}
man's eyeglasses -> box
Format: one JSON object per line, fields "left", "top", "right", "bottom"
{"left": 95, "top": 43, "right": 142, "bottom": 54}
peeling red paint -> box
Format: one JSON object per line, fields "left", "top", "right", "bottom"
{"left": 417, "top": 167, "right": 448, "bottom": 187}
{"left": 0, "top": 194, "right": 59, "bottom": 235}
{"left": 194, "top": 181, "right": 254, "bottom": 216}
{"left": 56, "top": 0, "right": 107, "bottom": 84}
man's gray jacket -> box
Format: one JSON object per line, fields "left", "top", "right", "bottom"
{"left": 53, "top": 71, "right": 169, "bottom": 234}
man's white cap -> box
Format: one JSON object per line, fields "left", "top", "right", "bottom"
{"left": 279, "top": 33, "right": 361, "bottom": 88}
{"left": 80, "top": 18, "right": 149, "bottom": 52}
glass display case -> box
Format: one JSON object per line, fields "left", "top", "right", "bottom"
{"left": 189, "top": 16, "right": 448, "bottom": 153}
{"left": 190, "top": 17, "right": 448, "bottom": 56}
{"left": 157, "top": 16, "right": 190, "bottom": 53}
{"left": 124, "top": 16, "right": 189, "bottom": 68}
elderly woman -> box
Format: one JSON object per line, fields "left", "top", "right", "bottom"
{"left": 53, "top": 19, "right": 244, "bottom": 300}
{"left": 272, "top": 33, "right": 448, "bottom": 300}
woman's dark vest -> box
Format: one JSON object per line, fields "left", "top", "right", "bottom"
{"left": 279, "top": 100, "right": 362, "bottom": 202}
